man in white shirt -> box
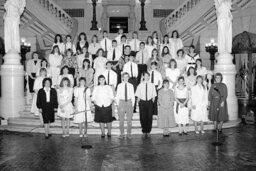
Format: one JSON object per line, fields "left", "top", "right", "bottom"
{"left": 107, "top": 40, "right": 122, "bottom": 66}
{"left": 135, "top": 72, "right": 157, "bottom": 138}
{"left": 115, "top": 28, "right": 124, "bottom": 45}
{"left": 129, "top": 31, "right": 141, "bottom": 57}
{"left": 149, "top": 62, "right": 163, "bottom": 116}
{"left": 136, "top": 42, "right": 150, "bottom": 83}
{"left": 103, "top": 62, "right": 118, "bottom": 89}
{"left": 117, "top": 35, "right": 128, "bottom": 56}
{"left": 100, "top": 30, "right": 112, "bottom": 57}
{"left": 116, "top": 72, "right": 135, "bottom": 139}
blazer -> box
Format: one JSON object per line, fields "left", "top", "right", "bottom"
{"left": 37, "top": 88, "right": 58, "bottom": 110}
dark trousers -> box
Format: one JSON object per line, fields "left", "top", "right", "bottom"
{"left": 138, "top": 64, "right": 147, "bottom": 83}
{"left": 28, "top": 73, "right": 36, "bottom": 93}
{"left": 139, "top": 99, "right": 153, "bottom": 133}
{"left": 152, "top": 86, "right": 158, "bottom": 115}
{"left": 129, "top": 77, "right": 137, "bottom": 111}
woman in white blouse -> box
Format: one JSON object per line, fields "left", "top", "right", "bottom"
{"left": 92, "top": 75, "right": 115, "bottom": 138}
{"left": 195, "top": 59, "right": 207, "bottom": 77}
{"left": 145, "top": 36, "right": 157, "bottom": 58}
{"left": 88, "top": 35, "right": 101, "bottom": 60}
{"left": 49, "top": 45, "right": 63, "bottom": 87}
{"left": 165, "top": 59, "right": 181, "bottom": 89}
{"left": 26, "top": 52, "right": 41, "bottom": 94}
{"left": 93, "top": 48, "right": 107, "bottom": 86}
{"left": 169, "top": 30, "right": 183, "bottom": 59}
{"left": 52, "top": 34, "right": 65, "bottom": 54}
{"left": 176, "top": 49, "right": 188, "bottom": 75}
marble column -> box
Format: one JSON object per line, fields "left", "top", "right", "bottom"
{"left": 0, "top": 0, "right": 25, "bottom": 119}
{"left": 139, "top": 0, "right": 147, "bottom": 31}
{"left": 129, "top": 4, "right": 136, "bottom": 32}
{"left": 90, "top": 0, "right": 98, "bottom": 30}
{"left": 101, "top": 5, "right": 108, "bottom": 31}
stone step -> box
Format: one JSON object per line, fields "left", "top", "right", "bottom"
{"left": 0, "top": 120, "right": 240, "bottom": 135}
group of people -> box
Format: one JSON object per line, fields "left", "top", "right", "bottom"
{"left": 26, "top": 29, "right": 228, "bottom": 139}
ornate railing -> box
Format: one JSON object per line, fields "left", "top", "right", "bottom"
{"left": 160, "top": 0, "right": 202, "bottom": 34}
{"left": 37, "top": 0, "right": 74, "bottom": 31}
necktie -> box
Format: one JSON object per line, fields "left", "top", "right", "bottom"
{"left": 145, "top": 83, "right": 148, "bottom": 101}
{"left": 112, "top": 48, "right": 116, "bottom": 61}
{"left": 105, "top": 38, "right": 107, "bottom": 53}
{"left": 142, "top": 51, "right": 144, "bottom": 64}
{"left": 122, "top": 44, "right": 125, "bottom": 55}
{"left": 107, "top": 71, "right": 110, "bottom": 85}
{"left": 34, "top": 60, "right": 37, "bottom": 65}
{"left": 151, "top": 71, "right": 154, "bottom": 84}
{"left": 134, "top": 39, "right": 137, "bottom": 52}
{"left": 125, "top": 83, "right": 128, "bottom": 101}
{"left": 131, "top": 63, "right": 133, "bottom": 78}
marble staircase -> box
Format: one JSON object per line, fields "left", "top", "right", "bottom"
{"left": 0, "top": 102, "right": 240, "bottom": 135}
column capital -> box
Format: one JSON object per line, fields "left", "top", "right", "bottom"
{"left": 139, "top": 0, "right": 146, "bottom": 4}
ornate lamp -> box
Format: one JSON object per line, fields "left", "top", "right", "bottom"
{"left": 205, "top": 38, "right": 218, "bottom": 71}
{"left": 20, "top": 38, "right": 31, "bottom": 65}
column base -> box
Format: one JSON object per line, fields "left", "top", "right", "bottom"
{"left": 0, "top": 51, "right": 24, "bottom": 119}
{"left": 215, "top": 53, "right": 238, "bottom": 121}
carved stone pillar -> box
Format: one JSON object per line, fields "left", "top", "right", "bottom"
{"left": 101, "top": 5, "right": 108, "bottom": 31}
{"left": 90, "top": 0, "right": 98, "bottom": 30}
{"left": 139, "top": 0, "right": 147, "bottom": 31}
{"left": 129, "top": 4, "right": 136, "bottom": 32}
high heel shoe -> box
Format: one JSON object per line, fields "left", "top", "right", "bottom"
{"left": 101, "top": 134, "right": 105, "bottom": 138}
{"left": 107, "top": 133, "right": 111, "bottom": 138}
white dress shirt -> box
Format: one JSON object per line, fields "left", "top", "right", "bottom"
{"left": 116, "top": 82, "right": 135, "bottom": 106}
{"left": 149, "top": 70, "right": 163, "bottom": 90}
{"left": 48, "top": 54, "right": 62, "bottom": 68}
{"left": 165, "top": 68, "right": 181, "bottom": 88}
{"left": 92, "top": 85, "right": 114, "bottom": 107}
{"left": 88, "top": 43, "right": 101, "bottom": 55}
{"left": 136, "top": 49, "right": 150, "bottom": 65}
{"left": 107, "top": 47, "right": 122, "bottom": 62}
{"left": 26, "top": 59, "right": 41, "bottom": 74}
{"left": 44, "top": 87, "right": 51, "bottom": 102}
{"left": 102, "top": 69, "right": 118, "bottom": 88}
{"left": 129, "top": 39, "right": 141, "bottom": 52}
{"left": 64, "top": 42, "right": 76, "bottom": 53}
{"left": 117, "top": 42, "right": 128, "bottom": 54}
{"left": 135, "top": 81, "right": 157, "bottom": 101}
{"left": 115, "top": 34, "right": 122, "bottom": 45}
{"left": 123, "top": 61, "right": 138, "bottom": 78}
{"left": 100, "top": 37, "right": 112, "bottom": 52}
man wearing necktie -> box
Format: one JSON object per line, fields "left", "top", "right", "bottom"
{"left": 107, "top": 40, "right": 122, "bottom": 68}
{"left": 135, "top": 72, "right": 157, "bottom": 138}
{"left": 136, "top": 42, "right": 149, "bottom": 84}
{"left": 129, "top": 31, "right": 140, "bottom": 57}
{"left": 100, "top": 31, "right": 111, "bottom": 57}
{"left": 116, "top": 72, "right": 135, "bottom": 139}
{"left": 118, "top": 35, "right": 128, "bottom": 56}
{"left": 150, "top": 62, "right": 163, "bottom": 117}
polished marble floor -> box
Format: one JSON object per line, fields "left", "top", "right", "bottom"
{"left": 0, "top": 125, "right": 256, "bottom": 171}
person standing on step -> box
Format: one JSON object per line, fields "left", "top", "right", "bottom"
{"left": 118, "top": 35, "right": 129, "bottom": 56}
{"left": 37, "top": 78, "right": 58, "bottom": 139}
{"left": 103, "top": 61, "right": 118, "bottom": 120}
{"left": 74, "top": 77, "right": 93, "bottom": 138}
{"left": 31, "top": 68, "right": 47, "bottom": 125}
{"left": 185, "top": 45, "right": 200, "bottom": 70}
{"left": 92, "top": 75, "right": 115, "bottom": 138}
{"left": 115, "top": 28, "right": 124, "bottom": 45}
{"left": 57, "top": 77, "right": 74, "bottom": 138}
{"left": 149, "top": 61, "right": 163, "bottom": 117}
{"left": 191, "top": 75, "right": 208, "bottom": 134}
{"left": 100, "top": 30, "right": 112, "bottom": 57}
{"left": 123, "top": 47, "right": 138, "bottom": 112}
{"left": 107, "top": 40, "right": 122, "bottom": 67}
{"left": 76, "top": 32, "right": 89, "bottom": 55}
{"left": 129, "top": 31, "right": 141, "bottom": 57}
{"left": 158, "top": 79, "right": 176, "bottom": 137}
{"left": 174, "top": 76, "right": 189, "bottom": 136}
{"left": 88, "top": 34, "right": 101, "bottom": 61}
{"left": 135, "top": 72, "right": 157, "bottom": 138}
{"left": 136, "top": 42, "right": 150, "bottom": 83}
{"left": 116, "top": 72, "right": 135, "bottom": 139}
{"left": 52, "top": 34, "right": 65, "bottom": 55}
{"left": 64, "top": 35, "right": 76, "bottom": 55}
{"left": 93, "top": 48, "right": 107, "bottom": 86}
{"left": 208, "top": 72, "right": 228, "bottom": 133}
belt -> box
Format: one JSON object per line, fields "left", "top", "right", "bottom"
{"left": 188, "top": 63, "right": 196, "bottom": 65}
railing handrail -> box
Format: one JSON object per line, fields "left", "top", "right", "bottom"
{"left": 161, "top": 0, "right": 202, "bottom": 34}
{"left": 37, "top": 0, "right": 74, "bottom": 30}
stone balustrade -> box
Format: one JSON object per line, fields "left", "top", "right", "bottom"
{"left": 37, "top": 0, "right": 73, "bottom": 30}
{"left": 162, "top": 0, "right": 202, "bottom": 33}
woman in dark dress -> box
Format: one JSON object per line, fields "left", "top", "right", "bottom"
{"left": 37, "top": 78, "right": 58, "bottom": 139}
{"left": 208, "top": 73, "right": 228, "bottom": 132}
